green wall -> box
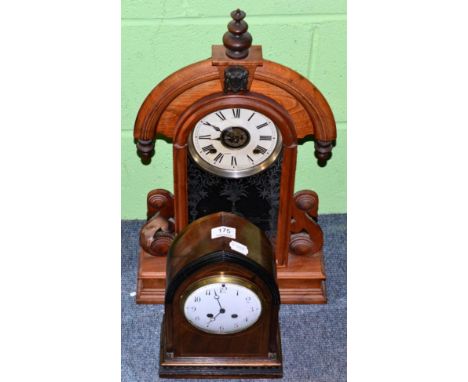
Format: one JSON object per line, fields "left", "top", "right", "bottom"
{"left": 122, "top": 1, "right": 346, "bottom": 218}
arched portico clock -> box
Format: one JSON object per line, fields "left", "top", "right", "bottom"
{"left": 134, "top": 9, "right": 337, "bottom": 305}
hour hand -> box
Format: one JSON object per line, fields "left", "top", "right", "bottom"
{"left": 202, "top": 121, "right": 221, "bottom": 132}
{"left": 206, "top": 311, "right": 221, "bottom": 326}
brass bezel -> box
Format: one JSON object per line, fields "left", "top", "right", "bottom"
{"left": 180, "top": 275, "right": 265, "bottom": 335}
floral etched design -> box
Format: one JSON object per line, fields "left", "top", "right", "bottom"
{"left": 187, "top": 153, "right": 283, "bottom": 238}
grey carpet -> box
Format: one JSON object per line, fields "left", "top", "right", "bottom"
{"left": 122, "top": 214, "right": 346, "bottom": 382}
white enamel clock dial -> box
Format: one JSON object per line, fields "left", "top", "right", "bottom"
{"left": 188, "top": 108, "right": 282, "bottom": 178}
{"left": 183, "top": 279, "right": 262, "bottom": 334}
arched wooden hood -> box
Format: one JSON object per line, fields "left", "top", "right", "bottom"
{"left": 134, "top": 11, "right": 336, "bottom": 166}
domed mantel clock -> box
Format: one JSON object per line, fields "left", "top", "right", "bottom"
{"left": 133, "top": 9, "right": 337, "bottom": 304}
{"left": 160, "top": 211, "right": 282, "bottom": 378}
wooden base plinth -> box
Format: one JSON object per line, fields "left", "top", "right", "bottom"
{"left": 277, "top": 250, "right": 326, "bottom": 304}
{"left": 159, "top": 315, "right": 283, "bottom": 379}
{"left": 135, "top": 250, "right": 166, "bottom": 304}
{"left": 136, "top": 249, "right": 326, "bottom": 304}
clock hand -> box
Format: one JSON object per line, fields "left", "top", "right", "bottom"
{"left": 213, "top": 311, "right": 222, "bottom": 319}
{"left": 213, "top": 290, "right": 227, "bottom": 317}
{"left": 206, "top": 311, "right": 223, "bottom": 326}
{"left": 206, "top": 289, "right": 227, "bottom": 326}
{"left": 202, "top": 121, "right": 221, "bottom": 132}
{"left": 214, "top": 290, "right": 223, "bottom": 310}
{"left": 201, "top": 136, "right": 221, "bottom": 141}
{"left": 214, "top": 291, "right": 227, "bottom": 314}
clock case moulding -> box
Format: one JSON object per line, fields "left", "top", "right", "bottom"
{"left": 160, "top": 211, "right": 282, "bottom": 378}
{"left": 133, "top": 27, "right": 337, "bottom": 305}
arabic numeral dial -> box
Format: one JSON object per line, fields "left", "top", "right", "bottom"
{"left": 182, "top": 280, "right": 263, "bottom": 334}
{"left": 188, "top": 107, "right": 282, "bottom": 178}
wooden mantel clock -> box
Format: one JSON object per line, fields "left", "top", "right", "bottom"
{"left": 160, "top": 211, "right": 282, "bottom": 378}
{"left": 134, "top": 9, "right": 337, "bottom": 305}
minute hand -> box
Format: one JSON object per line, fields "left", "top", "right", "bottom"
{"left": 214, "top": 290, "right": 223, "bottom": 309}
{"left": 202, "top": 121, "right": 221, "bottom": 132}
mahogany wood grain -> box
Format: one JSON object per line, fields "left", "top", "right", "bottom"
{"left": 133, "top": 52, "right": 336, "bottom": 145}
{"left": 166, "top": 212, "right": 275, "bottom": 282}
{"left": 147, "top": 189, "right": 174, "bottom": 220}
{"left": 289, "top": 190, "right": 323, "bottom": 256}
{"left": 133, "top": 39, "right": 336, "bottom": 305}
{"left": 139, "top": 216, "right": 172, "bottom": 257}
{"left": 160, "top": 212, "right": 282, "bottom": 378}
{"left": 277, "top": 252, "right": 326, "bottom": 304}
{"left": 171, "top": 92, "right": 297, "bottom": 267}
{"left": 134, "top": 60, "right": 219, "bottom": 141}
{"left": 139, "top": 189, "right": 175, "bottom": 257}
{"left": 136, "top": 247, "right": 326, "bottom": 304}
{"left": 212, "top": 45, "right": 263, "bottom": 66}
{"left": 222, "top": 9, "right": 252, "bottom": 60}
{"left": 212, "top": 45, "right": 263, "bottom": 90}
{"left": 256, "top": 60, "right": 336, "bottom": 141}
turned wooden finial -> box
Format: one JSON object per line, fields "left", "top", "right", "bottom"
{"left": 314, "top": 140, "right": 334, "bottom": 166}
{"left": 223, "top": 9, "right": 252, "bottom": 59}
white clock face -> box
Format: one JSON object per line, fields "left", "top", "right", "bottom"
{"left": 188, "top": 108, "right": 282, "bottom": 178}
{"left": 183, "top": 280, "right": 262, "bottom": 334}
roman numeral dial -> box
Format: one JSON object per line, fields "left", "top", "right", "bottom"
{"left": 188, "top": 107, "right": 282, "bottom": 178}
